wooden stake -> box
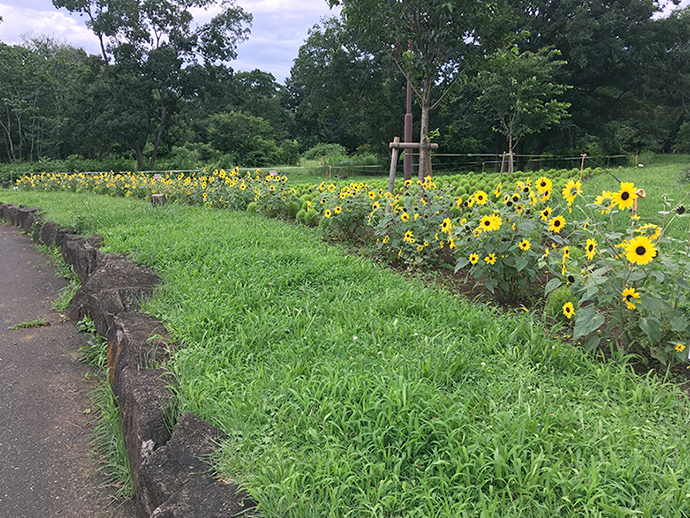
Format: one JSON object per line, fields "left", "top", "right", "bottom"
{"left": 388, "top": 137, "right": 401, "bottom": 195}
{"left": 579, "top": 154, "right": 587, "bottom": 182}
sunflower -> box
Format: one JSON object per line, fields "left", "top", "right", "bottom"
{"left": 624, "top": 235, "right": 656, "bottom": 266}
{"left": 400, "top": 212, "right": 410, "bottom": 222}
{"left": 562, "top": 179, "right": 582, "bottom": 204}
{"left": 478, "top": 214, "right": 502, "bottom": 233}
{"left": 372, "top": 201, "right": 381, "bottom": 210}
{"left": 441, "top": 217, "right": 453, "bottom": 234}
{"left": 469, "top": 253, "right": 479, "bottom": 265}
{"left": 676, "top": 343, "right": 686, "bottom": 353}
{"left": 562, "top": 302, "right": 575, "bottom": 319}
{"left": 403, "top": 230, "right": 415, "bottom": 243}
{"left": 334, "top": 206, "right": 342, "bottom": 214}
{"left": 536, "top": 176, "right": 553, "bottom": 193}
{"left": 368, "top": 191, "right": 376, "bottom": 200}
{"left": 612, "top": 182, "right": 638, "bottom": 211}
{"left": 494, "top": 182, "right": 502, "bottom": 198}
{"left": 485, "top": 253, "right": 497, "bottom": 265}
{"left": 417, "top": 245, "right": 424, "bottom": 252}
{"left": 455, "top": 196, "right": 463, "bottom": 208}
{"left": 585, "top": 238, "right": 597, "bottom": 260}
{"left": 324, "top": 209, "right": 332, "bottom": 218}
{"left": 548, "top": 215, "right": 566, "bottom": 233}
{"left": 519, "top": 238, "right": 531, "bottom": 251}
{"left": 540, "top": 207, "right": 552, "bottom": 222}
{"left": 622, "top": 287, "right": 640, "bottom": 310}
{"left": 562, "top": 246, "right": 570, "bottom": 259}
{"left": 475, "top": 190, "right": 488, "bottom": 205}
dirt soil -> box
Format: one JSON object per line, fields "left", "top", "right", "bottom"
{"left": 0, "top": 224, "right": 134, "bottom": 518}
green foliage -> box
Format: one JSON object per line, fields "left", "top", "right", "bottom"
{"left": 4, "top": 188, "right": 690, "bottom": 516}
{"left": 545, "top": 286, "right": 579, "bottom": 321}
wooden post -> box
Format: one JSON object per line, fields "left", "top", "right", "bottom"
{"left": 388, "top": 137, "right": 401, "bottom": 194}
{"left": 500, "top": 152, "right": 506, "bottom": 177}
{"left": 388, "top": 138, "right": 439, "bottom": 195}
{"left": 579, "top": 153, "right": 587, "bottom": 182}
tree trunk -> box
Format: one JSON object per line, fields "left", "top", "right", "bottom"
{"left": 135, "top": 142, "right": 144, "bottom": 170}
{"left": 149, "top": 104, "right": 166, "bottom": 168}
{"left": 419, "top": 103, "right": 429, "bottom": 181}
{"left": 508, "top": 132, "right": 514, "bottom": 174}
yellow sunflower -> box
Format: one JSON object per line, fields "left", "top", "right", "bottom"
{"left": 548, "top": 215, "right": 566, "bottom": 233}
{"left": 562, "top": 302, "right": 575, "bottom": 319}
{"left": 612, "top": 182, "right": 638, "bottom": 211}
{"left": 622, "top": 287, "right": 640, "bottom": 310}
{"left": 400, "top": 212, "right": 410, "bottom": 222}
{"left": 334, "top": 206, "right": 342, "bottom": 214}
{"left": 324, "top": 209, "right": 332, "bottom": 218}
{"left": 540, "top": 206, "right": 552, "bottom": 221}
{"left": 562, "top": 179, "right": 582, "bottom": 204}
{"left": 485, "top": 253, "right": 497, "bottom": 265}
{"left": 675, "top": 343, "right": 686, "bottom": 353}
{"left": 478, "top": 214, "right": 502, "bottom": 233}
{"left": 536, "top": 176, "right": 553, "bottom": 193}
{"left": 624, "top": 235, "right": 656, "bottom": 266}
{"left": 474, "top": 190, "right": 488, "bottom": 205}
{"left": 519, "top": 238, "right": 531, "bottom": 251}
{"left": 469, "top": 253, "right": 479, "bottom": 265}
{"left": 441, "top": 217, "right": 453, "bottom": 234}
{"left": 585, "top": 238, "right": 597, "bottom": 260}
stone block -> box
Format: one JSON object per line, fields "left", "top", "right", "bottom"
{"left": 17, "top": 206, "right": 40, "bottom": 232}
{"left": 67, "top": 254, "right": 161, "bottom": 336}
{"left": 138, "top": 413, "right": 256, "bottom": 518}
{"left": 107, "top": 312, "right": 170, "bottom": 387}
{"left": 115, "top": 367, "right": 175, "bottom": 512}
{"left": 60, "top": 234, "right": 103, "bottom": 282}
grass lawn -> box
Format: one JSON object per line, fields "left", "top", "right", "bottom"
{"left": 3, "top": 160, "right": 690, "bottom": 517}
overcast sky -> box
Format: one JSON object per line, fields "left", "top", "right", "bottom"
{"left": 0, "top": 0, "right": 340, "bottom": 83}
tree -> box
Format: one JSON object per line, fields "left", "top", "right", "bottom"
{"left": 54, "top": 0, "right": 252, "bottom": 168}
{"left": 285, "top": 17, "right": 406, "bottom": 153}
{"left": 329, "top": 0, "right": 512, "bottom": 177}
{"left": 475, "top": 47, "right": 571, "bottom": 173}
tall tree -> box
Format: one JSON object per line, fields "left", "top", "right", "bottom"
{"left": 54, "top": 0, "right": 252, "bottom": 168}
{"left": 285, "top": 17, "right": 406, "bottom": 153}
{"left": 475, "top": 47, "right": 571, "bottom": 173}
{"left": 329, "top": 0, "right": 512, "bottom": 177}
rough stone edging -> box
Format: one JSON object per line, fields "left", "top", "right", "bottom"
{"left": 0, "top": 202, "right": 255, "bottom": 518}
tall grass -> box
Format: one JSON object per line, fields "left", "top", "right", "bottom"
{"left": 3, "top": 188, "right": 690, "bottom": 516}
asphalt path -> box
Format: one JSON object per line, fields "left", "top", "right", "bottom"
{"left": 0, "top": 224, "right": 133, "bottom": 517}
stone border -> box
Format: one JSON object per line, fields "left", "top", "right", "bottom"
{"left": 0, "top": 202, "right": 255, "bottom": 518}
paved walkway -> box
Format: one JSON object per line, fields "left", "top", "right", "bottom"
{"left": 0, "top": 224, "right": 133, "bottom": 517}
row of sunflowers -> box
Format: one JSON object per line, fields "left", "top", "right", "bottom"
{"left": 16, "top": 166, "right": 689, "bottom": 365}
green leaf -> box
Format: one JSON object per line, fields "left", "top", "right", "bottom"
{"left": 573, "top": 306, "right": 605, "bottom": 340}
{"left": 651, "top": 271, "right": 666, "bottom": 284}
{"left": 638, "top": 316, "right": 661, "bottom": 345}
{"left": 454, "top": 257, "right": 469, "bottom": 272}
{"left": 544, "top": 277, "right": 561, "bottom": 296}
{"left": 676, "top": 277, "right": 690, "bottom": 291}
{"left": 671, "top": 316, "right": 688, "bottom": 332}
{"left": 639, "top": 294, "right": 668, "bottom": 318}
{"left": 628, "top": 270, "right": 646, "bottom": 282}
{"left": 515, "top": 256, "right": 528, "bottom": 272}
{"left": 585, "top": 334, "right": 601, "bottom": 352}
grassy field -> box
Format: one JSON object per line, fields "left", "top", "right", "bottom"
{"left": 3, "top": 160, "right": 690, "bottom": 516}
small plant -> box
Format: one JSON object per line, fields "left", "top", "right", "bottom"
{"left": 90, "top": 378, "right": 135, "bottom": 501}
{"left": 8, "top": 318, "right": 50, "bottom": 329}
{"left": 545, "top": 285, "right": 579, "bottom": 321}
{"left": 77, "top": 315, "right": 108, "bottom": 369}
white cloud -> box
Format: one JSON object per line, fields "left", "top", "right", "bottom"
{"left": 0, "top": 0, "right": 340, "bottom": 82}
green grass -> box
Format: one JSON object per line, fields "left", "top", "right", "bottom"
{"left": 8, "top": 318, "right": 50, "bottom": 329}
{"left": 3, "top": 182, "right": 690, "bottom": 516}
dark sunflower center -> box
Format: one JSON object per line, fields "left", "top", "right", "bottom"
{"left": 484, "top": 220, "right": 491, "bottom": 227}
{"left": 568, "top": 275, "right": 575, "bottom": 283}
{"left": 588, "top": 244, "right": 594, "bottom": 251}
{"left": 622, "top": 191, "right": 630, "bottom": 200}
{"left": 555, "top": 220, "right": 561, "bottom": 226}
{"left": 636, "top": 246, "right": 646, "bottom": 255}
{"left": 625, "top": 294, "right": 633, "bottom": 302}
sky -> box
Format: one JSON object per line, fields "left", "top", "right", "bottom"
{"left": 0, "top": 0, "right": 341, "bottom": 83}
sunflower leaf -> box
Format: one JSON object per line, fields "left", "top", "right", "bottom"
{"left": 573, "top": 306, "right": 605, "bottom": 340}
{"left": 638, "top": 316, "right": 661, "bottom": 345}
